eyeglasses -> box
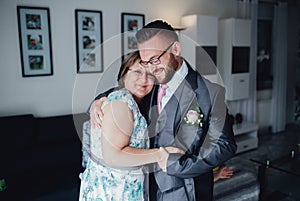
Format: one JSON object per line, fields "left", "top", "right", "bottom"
{"left": 128, "top": 68, "right": 155, "bottom": 81}
{"left": 139, "top": 41, "right": 175, "bottom": 67}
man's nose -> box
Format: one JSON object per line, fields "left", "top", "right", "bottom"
{"left": 148, "top": 64, "right": 158, "bottom": 74}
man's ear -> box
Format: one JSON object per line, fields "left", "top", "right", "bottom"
{"left": 172, "top": 41, "right": 181, "bottom": 56}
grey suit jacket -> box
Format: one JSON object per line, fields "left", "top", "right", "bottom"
{"left": 148, "top": 61, "right": 237, "bottom": 201}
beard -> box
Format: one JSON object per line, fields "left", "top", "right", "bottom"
{"left": 160, "top": 54, "right": 179, "bottom": 84}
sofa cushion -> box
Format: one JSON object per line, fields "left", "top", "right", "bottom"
{"left": 0, "top": 113, "right": 89, "bottom": 200}
{"left": 34, "top": 140, "right": 81, "bottom": 169}
{"left": 0, "top": 114, "right": 35, "bottom": 150}
{"left": 35, "top": 113, "right": 89, "bottom": 145}
{"left": 35, "top": 115, "right": 79, "bottom": 144}
{"left": 0, "top": 114, "right": 35, "bottom": 175}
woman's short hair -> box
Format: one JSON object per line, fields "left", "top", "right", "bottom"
{"left": 117, "top": 51, "right": 140, "bottom": 87}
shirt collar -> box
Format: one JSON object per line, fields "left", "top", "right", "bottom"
{"left": 163, "top": 61, "right": 188, "bottom": 91}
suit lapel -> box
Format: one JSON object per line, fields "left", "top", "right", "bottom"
{"left": 148, "top": 62, "right": 201, "bottom": 147}
{"left": 186, "top": 62, "right": 212, "bottom": 119}
{"left": 157, "top": 76, "right": 197, "bottom": 139}
{"left": 147, "top": 85, "right": 159, "bottom": 147}
{"left": 168, "top": 79, "right": 196, "bottom": 120}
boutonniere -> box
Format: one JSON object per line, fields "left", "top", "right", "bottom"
{"left": 183, "top": 105, "right": 204, "bottom": 127}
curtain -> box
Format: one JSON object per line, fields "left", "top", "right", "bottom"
{"left": 236, "top": 0, "right": 258, "bottom": 123}
{"left": 271, "top": 2, "right": 288, "bottom": 133}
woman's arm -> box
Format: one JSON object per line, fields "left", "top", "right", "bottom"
{"left": 101, "top": 100, "right": 183, "bottom": 168}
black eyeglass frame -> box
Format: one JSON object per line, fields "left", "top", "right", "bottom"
{"left": 139, "top": 41, "right": 175, "bottom": 67}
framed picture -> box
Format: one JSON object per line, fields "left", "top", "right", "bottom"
{"left": 75, "top": 9, "right": 103, "bottom": 73}
{"left": 121, "top": 13, "right": 145, "bottom": 60}
{"left": 17, "top": 6, "right": 53, "bottom": 77}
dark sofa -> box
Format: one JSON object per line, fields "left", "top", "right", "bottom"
{"left": 0, "top": 113, "right": 89, "bottom": 201}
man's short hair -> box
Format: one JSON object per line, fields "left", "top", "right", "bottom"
{"left": 136, "top": 20, "right": 178, "bottom": 44}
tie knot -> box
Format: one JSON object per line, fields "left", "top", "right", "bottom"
{"left": 158, "top": 85, "right": 168, "bottom": 96}
{"left": 161, "top": 84, "right": 168, "bottom": 91}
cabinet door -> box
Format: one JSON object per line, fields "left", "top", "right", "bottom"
{"left": 232, "top": 19, "right": 251, "bottom": 46}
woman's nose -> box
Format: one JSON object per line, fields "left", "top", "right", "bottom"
{"left": 140, "top": 72, "right": 148, "bottom": 82}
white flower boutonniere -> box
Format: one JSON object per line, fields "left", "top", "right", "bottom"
{"left": 183, "top": 105, "right": 204, "bottom": 127}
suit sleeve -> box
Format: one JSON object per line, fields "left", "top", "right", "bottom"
{"left": 86, "top": 87, "right": 116, "bottom": 113}
{"left": 94, "top": 88, "right": 115, "bottom": 100}
{"left": 166, "top": 86, "right": 237, "bottom": 178}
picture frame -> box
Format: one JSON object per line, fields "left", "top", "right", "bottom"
{"left": 75, "top": 9, "right": 103, "bottom": 73}
{"left": 121, "top": 13, "right": 145, "bottom": 60}
{"left": 17, "top": 6, "right": 53, "bottom": 77}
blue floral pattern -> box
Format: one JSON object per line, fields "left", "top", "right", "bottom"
{"left": 79, "top": 88, "right": 150, "bottom": 201}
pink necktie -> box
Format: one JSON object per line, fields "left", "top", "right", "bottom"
{"left": 157, "top": 85, "right": 168, "bottom": 113}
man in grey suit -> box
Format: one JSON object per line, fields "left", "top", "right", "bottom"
{"left": 91, "top": 20, "right": 237, "bottom": 201}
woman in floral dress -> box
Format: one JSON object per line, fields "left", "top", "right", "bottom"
{"left": 79, "top": 51, "right": 183, "bottom": 201}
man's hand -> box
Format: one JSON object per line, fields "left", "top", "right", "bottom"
{"left": 90, "top": 97, "right": 108, "bottom": 128}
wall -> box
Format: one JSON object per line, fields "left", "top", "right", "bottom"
{"left": 0, "top": 0, "right": 237, "bottom": 117}
{"left": 256, "top": 2, "right": 300, "bottom": 129}
{"left": 286, "top": 5, "right": 300, "bottom": 123}
{"left": 256, "top": 2, "right": 273, "bottom": 129}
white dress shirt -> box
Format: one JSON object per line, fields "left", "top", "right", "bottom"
{"left": 160, "top": 61, "right": 188, "bottom": 111}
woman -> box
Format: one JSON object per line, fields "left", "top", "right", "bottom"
{"left": 213, "top": 166, "right": 233, "bottom": 182}
{"left": 79, "top": 51, "right": 183, "bottom": 201}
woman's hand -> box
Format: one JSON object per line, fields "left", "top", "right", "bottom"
{"left": 217, "top": 166, "right": 233, "bottom": 179}
{"left": 158, "top": 147, "right": 185, "bottom": 172}
{"left": 164, "top": 146, "right": 185, "bottom": 155}
{"left": 213, "top": 166, "right": 233, "bottom": 182}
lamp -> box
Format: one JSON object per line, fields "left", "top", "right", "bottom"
{"left": 173, "top": 27, "right": 186, "bottom": 31}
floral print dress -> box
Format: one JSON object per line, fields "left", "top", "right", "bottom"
{"left": 79, "top": 88, "right": 150, "bottom": 201}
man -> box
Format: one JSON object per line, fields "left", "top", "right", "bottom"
{"left": 90, "top": 20, "right": 236, "bottom": 201}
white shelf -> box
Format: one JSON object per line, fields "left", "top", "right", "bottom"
{"left": 233, "top": 122, "right": 259, "bottom": 154}
{"left": 235, "top": 136, "right": 258, "bottom": 154}
{"left": 181, "top": 15, "right": 219, "bottom": 83}
{"left": 233, "top": 122, "right": 259, "bottom": 136}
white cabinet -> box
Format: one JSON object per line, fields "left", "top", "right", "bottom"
{"left": 181, "top": 15, "right": 218, "bottom": 46}
{"left": 181, "top": 15, "right": 220, "bottom": 84}
{"left": 181, "top": 16, "right": 258, "bottom": 154}
{"left": 218, "top": 18, "right": 252, "bottom": 100}
{"left": 233, "top": 122, "right": 258, "bottom": 154}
